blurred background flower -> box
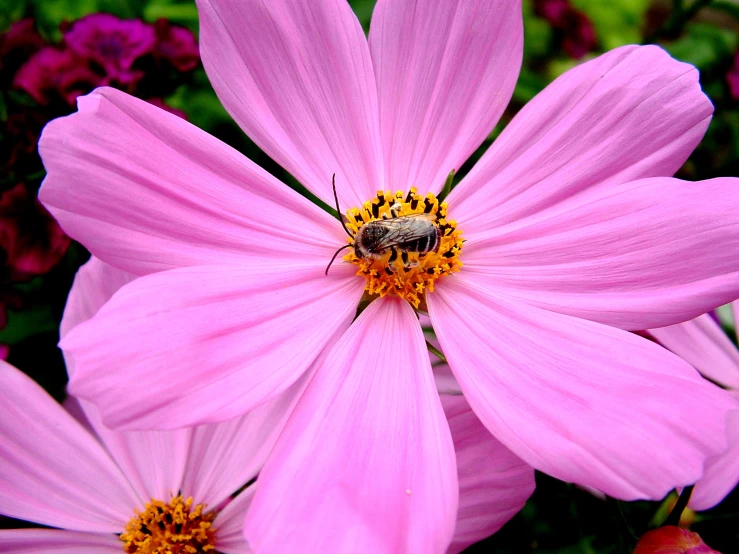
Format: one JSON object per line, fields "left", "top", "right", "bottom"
{"left": 0, "top": 0, "right": 737, "bottom": 552}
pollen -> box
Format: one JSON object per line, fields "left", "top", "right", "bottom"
{"left": 120, "top": 495, "right": 217, "bottom": 554}
{"left": 344, "top": 188, "right": 464, "bottom": 308}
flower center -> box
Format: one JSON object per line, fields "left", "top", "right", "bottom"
{"left": 120, "top": 495, "right": 217, "bottom": 554}
{"left": 342, "top": 189, "right": 464, "bottom": 308}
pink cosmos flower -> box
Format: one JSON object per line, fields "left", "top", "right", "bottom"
{"left": 648, "top": 303, "right": 739, "bottom": 511}
{"left": 39, "top": 0, "right": 739, "bottom": 551}
{"left": 0, "top": 255, "right": 300, "bottom": 553}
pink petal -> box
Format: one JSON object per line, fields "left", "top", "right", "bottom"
{"left": 245, "top": 297, "right": 458, "bottom": 554}
{"left": 449, "top": 45, "right": 712, "bottom": 233}
{"left": 61, "top": 257, "right": 193, "bottom": 501}
{"left": 442, "top": 395, "right": 534, "bottom": 554}
{"left": 39, "top": 87, "right": 341, "bottom": 276}
{"left": 0, "top": 529, "right": 122, "bottom": 553}
{"left": 0, "top": 361, "right": 138, "bottom": 532}
{"left": 427, "top": 276, "right": 736, "bottom": 500}
{"left": 180, "top": 378, "right": 304, "bottom": 508}
{"left": 64, "top": 262, "right": 362, "bottom": 429}
{"left": 212, "top": 487, "right": 256, "bottom": 554}
{"left": 434, "top": 363, "right": 462, "bottom": 395}
{"left": 60, "top": 257, "right": 136, "bottom": 372}
{"left": 196, "top": 0, "right": 382, "bottom": 208}
{"left": 459, "top": 177, "right": 739, "bottom": 330}
{"left": 369, "top": 0, "right": 522, "bottom": 193}
{"left": 648, "top": 315, "right": 739, "bottom": 389}
{"left": 690, "top": 393, "right": 739, "bottom": 511}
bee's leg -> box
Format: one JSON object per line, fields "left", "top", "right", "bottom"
{"left": 402, "top": 250, "right": 420, "bottom": 270}
{"left": 386, "top": 248, "right": 398, "bottom": 274}
{"left": 390, "top": 203, "right": 402, "bottom": 218}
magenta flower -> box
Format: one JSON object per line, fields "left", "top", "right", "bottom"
{"left": 728, "top": 51, "right": 739, "bottom": 101}
{"left": 153, "top": 18, "right": 200, "bottom": 72}
{"left": 0, "top": 18, "right": 45, "bottom": 87}
{"left": 534, "top": 0, "right": 597, "bottom": 59}
{"left": 13, "top": 46, "right": 103, "bottom": 106}
{"left": 0, "top": 183, "right": 70, "bottom": 281}
{"left": 648, "top": 304, "right": 739, "bottom": 511}
{"left": 63, "top": 13, "right": 156, "bottom": 86}
{"left": 40, "top": 0, "right": 739, "bottom": 550}
{"left": 0, "top": 256, "right": 300, "bottom": 553}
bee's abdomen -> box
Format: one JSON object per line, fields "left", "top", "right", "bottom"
{"left": 404, "top": 227, "right": 441, "bottom": 254}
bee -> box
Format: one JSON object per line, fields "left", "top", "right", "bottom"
{"left": 325, "top": 175, "right": 441, "bottom": 275}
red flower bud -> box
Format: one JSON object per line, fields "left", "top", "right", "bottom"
{"left": 633, "top": 527, "right": 721, "bottom": 554}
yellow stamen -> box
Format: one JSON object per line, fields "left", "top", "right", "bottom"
{"left": 343, "top": 188, "right": 464, "bottom": 308}
{"left": 121, "top": 495, "right": 217, "bottom": 554}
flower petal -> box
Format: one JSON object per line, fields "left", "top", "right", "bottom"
{"left": 39, "top": 87, "right": 342, "bottom": 276}
{"left": 369, "top": 0, "right": 522, "bottom": 193}
{"left": 196, "top": 0, "right": 383, "bottom": 207}
{"left": 180, "top": 378, "right": 303, "bottom": 508}
{"left": 64, "top": 262, "right": 362, "bottom": 429}
{"left": 442, "top": 395, "right": 534, "bottom": 554}
{"left": 212, "top": 487, "right": 256, "bottom": 554}
{"left": 648, "top": 315, "right": 739, "bottom": 389}
{"left": 60, "top": 258, "right": 136, "bottom": 349}
{"left": 459, "top": 177, "right": 739, "bottom": 330}
{"left": 61, "top": 257, "right": 193, "bottom": 502}
{"left": 428, "top": 276, "right": 736, "bottom": 500}
{"left": 0, "top": 529, "right": 123, "bottom": 553}
{"left": 0, "top": 361, "right": 138, "bottom": 532}
{"left": 449, "top": 45, "right": 712, "bottom": 233}
{"left": 690, "top": 394, "right": 739, "bottom": 511}
{"left": 245, "top": 297, "right": 458, "bottom": 554}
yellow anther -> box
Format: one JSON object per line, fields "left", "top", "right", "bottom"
{"left": 121, "top": 495, "right": 217, "bottom": 554}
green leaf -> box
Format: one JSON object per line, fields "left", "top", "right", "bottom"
{"left": 143, "top": 0, "right": 199, "bottom": 30}
{"left": 0, "top": 303, "right": 58, "bottom": 345}
{"left": 664, "top": 23, "right": 739, "bottom": 71}
{"left": 0, "top": 0, "right": 27, "bottom": 33}
{"left": 571, "top": 0, "right": 651, "bottom": 50}
{"left": 348, "top": 0, "right": 375, "bottom": 33}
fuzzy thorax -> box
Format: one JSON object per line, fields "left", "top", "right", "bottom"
{"left": 121, "top": 495, "right": 217, "bottom": 553}
{"left": 343, "top": 188, "right": 464, "bottom": 308}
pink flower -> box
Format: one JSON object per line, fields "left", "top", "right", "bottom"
{"left": 39, "top": 0, "right": 739, "bottom": 551}
{"left": 145, "top": 97, "right": 188, "bottom": 119}
{"left": 63, "top": 14, "right": 156, "bottom": 87}
{"left": 648, "top": 303, "right": 739, "bottom": 511}
{"left": 0, "top": 256, "right": 300, "bottom": 553}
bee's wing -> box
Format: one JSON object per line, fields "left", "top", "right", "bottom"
{"left": 372, "top": 215, "right": 436, "bottom": 250}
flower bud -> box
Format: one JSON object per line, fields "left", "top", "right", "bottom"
{"left": 633, "top": 527, "right": 720, "bottom": 554}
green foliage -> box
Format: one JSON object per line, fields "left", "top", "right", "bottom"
{"left": 143, "top": 0, "right": 198, "bottom": 30}
{"left": 664, "top": 22, "right": 739, "bottom": 72}
{"left": 0, "top": 0, "right": 27, "bottom": 33}
{"left": 571, "top": 0, "right": 651, "bottom": 49}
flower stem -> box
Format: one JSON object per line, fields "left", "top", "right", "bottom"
{"left": 426, "top": 340, "right": 447, "bottom": 363}
{"left": 664, "top": 485, "right": 695, "bottom": 527}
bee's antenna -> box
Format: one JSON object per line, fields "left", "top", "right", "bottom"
{"left": 332, "top": 173, "right": 354, "bottom": 238}
{"left": 325, "top": 244, "right": 352, "bottom": 275}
